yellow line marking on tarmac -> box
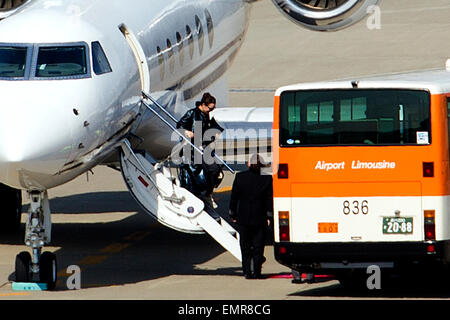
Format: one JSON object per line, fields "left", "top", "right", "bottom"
{"left": 123, "top": 231, "right": 151, "bottom": 242}
{"left": 216, "top": 186, "right": 232, "bottom": 193}
{"left": 57, "top": 231, "right": 152, "bottom": 281}
{"left": 78, "top": 255, "right": 109, "bottom": 266}
{"left": 57, "top": 269, "right": 72, "bottom": 278}
{"left": 0, "top": 292, "right": 31, "bottom": 297}
{"left": 100, "top": 243, "right": 131, "bottom": 254}
{"left": 123, "top": 231, "right": 142, "bottom": 241}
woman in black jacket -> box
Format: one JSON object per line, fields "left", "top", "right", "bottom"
{"left": 176, "top": 93, "right": 224, "bottom": 208}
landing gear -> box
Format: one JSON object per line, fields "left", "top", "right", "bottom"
{"left": 15, "top": 251, "right": 31, "bottom": 282}
{"left": 13, "top": 190, "right": 57, "bottom": 290}
{"left": 39, "top": 252, "right": 57, "bottom": 290}
{"left": 0, "top": 183, "right": 22, "bottom": 233}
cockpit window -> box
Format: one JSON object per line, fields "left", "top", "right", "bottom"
{"left": 0, "top": 46, "right": 27, "bottom": 78}
{"left": 92, "top": 41, "right": 112, "bottom": 75}
{"left": 36, "top": 46, "right": 87, "bottom": 78}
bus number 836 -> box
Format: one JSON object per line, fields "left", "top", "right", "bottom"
{"left": 343, "top": 200, "right": 369, "bottom": 215}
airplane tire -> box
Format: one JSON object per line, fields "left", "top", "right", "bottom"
{"left": 39, "top": 252, "right": 57, "bottom": 290}
{"left": 1, "top": 183, "right": 22, "bottom": 233}
{"left": 15, "top": 251, "right": 31, "bottom": 283}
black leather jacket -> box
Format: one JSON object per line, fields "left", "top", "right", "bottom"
{"left": 176, "top": 107, "right": 224, "bottom": 146}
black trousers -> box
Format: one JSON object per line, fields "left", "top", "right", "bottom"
{"left": 183, "top": 144, "right": 221, "bottom": 195}
{"left": 238, "top": 224, "right": 266, "bottom": 276}
{"left": 202, "top": 160, "right": 221, "bottom": 195}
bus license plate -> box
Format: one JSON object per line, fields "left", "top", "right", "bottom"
{"left": 382, "top": 217, "right": 413, "bottom": 234}
{"left": 318, "top": 222, "right": 338, "bottom": 233}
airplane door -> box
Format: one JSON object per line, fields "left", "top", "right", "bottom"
{"left": 119, "top": 24, "right": 150, "bottom": 92}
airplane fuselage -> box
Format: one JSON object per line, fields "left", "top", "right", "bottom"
{"left": 0, "top": 0, "right": 250, "bottom": 190}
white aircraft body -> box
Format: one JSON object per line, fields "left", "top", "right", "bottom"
{"left": 0, "top": 0, "right": 251, "bottom": 190}
{"left": 0, "top": 0, "right": 376, "bottom": 289}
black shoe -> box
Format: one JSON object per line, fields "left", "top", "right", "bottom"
{"left": 245, "top": 273, "right": 255, "bottom": 279}
{"left": 254, "top": 273, "right": 265, "bottom": 279}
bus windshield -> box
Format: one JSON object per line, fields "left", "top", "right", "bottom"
{"left": 0, "top": 46, "right": 27, "bottom": 78}
{"left": 279, "top": 89, "right": 431, "bottom": 146}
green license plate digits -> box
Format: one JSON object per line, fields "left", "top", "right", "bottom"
{"left": 382, "top": 217, "right": 413, "bottom": 234}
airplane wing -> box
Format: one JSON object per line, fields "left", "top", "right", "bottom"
{"left": 211, "top": 107, "right": 273, "bottom": 167}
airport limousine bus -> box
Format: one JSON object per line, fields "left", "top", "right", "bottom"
{"left": 272, "top": 69, "right": 450, "bottom": 283}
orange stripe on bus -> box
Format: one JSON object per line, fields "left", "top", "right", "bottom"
{"left": 290, "top": 181, "right": 422, "bottom": 198}
{"left": 273, "top": 93, "right": 450, "bottom": 198}
{"left": 273, "top": 95, "right": 280, "bottom": 130}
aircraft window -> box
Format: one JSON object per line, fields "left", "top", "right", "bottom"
{"left": 176, "top": 32, "right": 184, "bottom": 66}
{"left": 167, "top": 39, "right": 174, "bottom": 73}
{"left": 157, "top": 46, "right": 164, "bottom": 80}
{"left": 195, "top": 15, "right": 204, "bottom": 55}
{"left": 0, "top": 46, "right": 27, "bottom": 78}
{"left": 205, "top": 9, "right": 214, "bottom": 48}
{"left": 186, "top": 25, "right": 194, "bottom": 59}
{"left": 91, "top": 41, "right": 112, "bottom": 75}
{"left": 36, "top": 46, "right": 87, "bottom": 77}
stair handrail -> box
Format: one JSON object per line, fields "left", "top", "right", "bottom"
{"left": 141, "top": 91, "right": 235, "bottom": 174}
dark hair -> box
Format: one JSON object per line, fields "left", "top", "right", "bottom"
{"left": 195, "top": 101, "right": 201, "bottom": 107}
{"left": 248, "top": 154, "right": 267, "bottom": 173}
{"left": 200, "top": 92, "right": 216, "bottom": 106}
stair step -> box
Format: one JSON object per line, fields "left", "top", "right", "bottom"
{"left": 120, "top": 139, "right": 241, "bottom": 261}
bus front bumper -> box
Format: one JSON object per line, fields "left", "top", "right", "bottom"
{"left": 274, "top": 241, "right": 449, "bottom": 271}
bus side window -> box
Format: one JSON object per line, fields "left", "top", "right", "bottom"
{"left": 306, "top": 103, "right": 318, "bottom": 123}
{"left": 280, "top": 92, "right": 298, "bottom": 143}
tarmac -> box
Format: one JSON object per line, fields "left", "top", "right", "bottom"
{"left": 2, "top": 0, "right": 450, "bottom": 302}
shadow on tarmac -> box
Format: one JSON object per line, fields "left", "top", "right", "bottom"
{"left": 289, "top": 275, "right": 450, "bottom": 299}
{"left": 24, "top": 191, "right": 141, "bottom": 214}
{"left": 1, "top": 190, "right": 246, "bottom": 290}
{"left": 3, "top": 190, "right": 450, "bottom": 299}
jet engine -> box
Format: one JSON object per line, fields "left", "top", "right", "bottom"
{"left": 0, "top": 0, "right": 29, "bottom": 20}
{"left": 272, "top": 0, "right": 380, "bottom": 31}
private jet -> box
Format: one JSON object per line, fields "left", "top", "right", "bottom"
{"left": 0, "top": 0, "right": 377, "bottom": 289}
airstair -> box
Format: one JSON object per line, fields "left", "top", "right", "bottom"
{"left": 119, "top": 93, "right": 241, "bottom": 261}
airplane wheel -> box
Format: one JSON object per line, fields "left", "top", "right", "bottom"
{"left": 1, "top": 183, "right": 22, "bottom": 233}
{"left": 39, "top": 252, "right": 57, "bottom": 290}
{"left": 15, "top": 251, "right": 31, "bottom": 282}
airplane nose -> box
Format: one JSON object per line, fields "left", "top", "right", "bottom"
{"left": 0, "top": 127, "right": 30, "bottom": 163}
{"left": 0, "top": 98, "right": 74, "bottom": 189}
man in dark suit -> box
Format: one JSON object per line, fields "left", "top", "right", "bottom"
{"left": 229, "top": 154, "right": 273, "bottom": 279}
